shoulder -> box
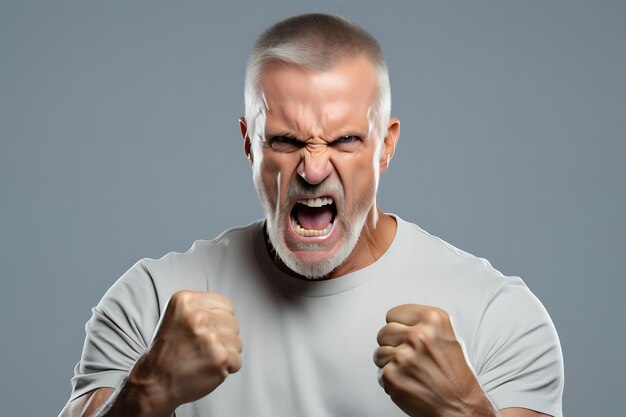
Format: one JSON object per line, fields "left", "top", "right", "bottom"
{"left": 395, "top": 215, "right": 553, "bottom": 323}
{"left": 400, "top": 219, "right": 555, "bottom": 331}
{"left": 141, "top": 221, "right": 260, "bottom": 276}
{"left": 393, "top": 215, "right": 514, "bottom": 292}
{"left": 391, "top": 215, "right": 560, "bottom": 359}
{"left": 104, "top": 221, "right": 263, "bottom": 313}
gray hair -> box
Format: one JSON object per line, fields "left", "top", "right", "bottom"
{"left": 244, "top": 13, "right": 391, "bottom": 146}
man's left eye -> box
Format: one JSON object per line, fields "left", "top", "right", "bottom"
{"left": 336, "top": 136, "right": 359, "bottom": 144}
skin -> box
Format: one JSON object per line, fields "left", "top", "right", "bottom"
{"left": 58, "top": 56, "right": 553, "bottom": 417}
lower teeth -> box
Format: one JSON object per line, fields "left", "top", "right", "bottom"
{"left": 292, "top": 219, "right": 333, "bottom": 237}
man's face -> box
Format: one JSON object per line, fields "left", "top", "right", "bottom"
{"left": 248, "top": 55, "right": 385, "bottom": 278}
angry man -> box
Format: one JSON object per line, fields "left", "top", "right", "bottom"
{"left": 59, "top": 13, "right": 564, "bottom": 417}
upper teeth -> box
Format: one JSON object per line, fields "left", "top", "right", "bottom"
{"left": 297, "top": 197, "right": 334, "bottom": 207}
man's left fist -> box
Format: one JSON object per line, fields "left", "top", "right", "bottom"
{"left": 374, "top": 304, "right": 498, "bottom": 417}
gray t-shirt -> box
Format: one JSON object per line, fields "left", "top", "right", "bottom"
{"left": 71, "top": 216, "right": 564, "bottom": 417}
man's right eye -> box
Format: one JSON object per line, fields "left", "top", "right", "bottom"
{"left": 269, "top": 136, "right": 304, "bottom": 152}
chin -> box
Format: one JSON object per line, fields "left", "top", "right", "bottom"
{"left": 277, "top": 242, "right": 354, "bottom": 280}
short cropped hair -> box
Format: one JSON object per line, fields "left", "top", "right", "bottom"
{"left": 244, "top": 13, "right": 391, "bottom": 145}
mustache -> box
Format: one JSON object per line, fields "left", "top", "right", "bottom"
{"left": 285, "top": 176, "right": 344, "bottom": 205}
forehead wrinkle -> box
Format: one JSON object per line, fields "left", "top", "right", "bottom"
{"left": 262, "top": 56, "right": 377, "bottom": 140}
{"left": 325, "top": 100, "right": 370, "bottom": 134}
{"left": 267, "top": 97, "right": 372, "bottom": 142}
{"left": 268, "top": 104, "right": 314, "bottom": 139}
{"left": 266, "top": 95, "right": 324, "bottom": 140}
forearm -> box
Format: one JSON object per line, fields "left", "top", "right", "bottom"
{"left": 94, "top": 377, "right": 175, "bottom": 417}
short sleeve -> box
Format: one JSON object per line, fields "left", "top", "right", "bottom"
{"left": 70, "top": 260, "right": 161, "bottom": 400}
{"left": 473, "top": 277, "right": 564, "bottom": 417}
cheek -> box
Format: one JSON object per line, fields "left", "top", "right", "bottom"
{"left": 257, "top": 151, "right": 297, "bottom": 197}
{"left": 334, "top": 152, "right": 378, "bottom": 206}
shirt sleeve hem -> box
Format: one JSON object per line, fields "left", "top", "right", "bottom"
{"left": 69, "top": 371, "right": 128, "bottom": 402}
{"left": 491, "top": 393, "right": 562, "bottom": 417}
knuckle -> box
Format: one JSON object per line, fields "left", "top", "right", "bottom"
{"left": 221, "top": 333, "right": 239, "bottom": 350}
{"left": 170, "top": 290, "right": 194, "bottom": 307}
{"left": 373, "top": 347, "right": 387, "bottom": 367}
{"left": 223, "top": 297, "right": 235, "bottom": 312}
{"left": 393, "top": 345, "right": 415, "bottom": 366}
{"left": 385, "top": 308, "right": 395, "bottom": 323}
{"left": 212, "top": 353, "right": 229, "bottom": 371}
{"left": 406, "top": 328, "right": 422, "bottom": 347}
{"left": 185, "top": 310, "right": 215, "bottom": 336}
{"left": 208, "top": 291, "right": 235, "bottom": 312}
{"left": 423, "top": 308, "right": 448, "bottom": 326}
{"left": 423, "top": 327, "right": 437, "bottom": 344}
{"left": 385, "top": 304, "right": 408, "bottom": 323}
{"left": 187, "top": 310, "right": 212, "bottom": 330}
{"left": 200, "top": 330, "right": 222, "bottom": 354}
{"left": 229, "top": 354, "right": 243, "bottom": 373}
{"left": 229, "top": 317, "right": 241, "bottom": 334}
{"left": 408, "top": 324, "right": 436, "bottom": 346}
{"left": 213, "top": 310, "right": 240, "bottom": 334}
{"left": 376, "top": 326, "right": 387, "bottom": 345}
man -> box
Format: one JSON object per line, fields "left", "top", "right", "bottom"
{"left": 59, "top": 13, "right": 563, "bottom": 417}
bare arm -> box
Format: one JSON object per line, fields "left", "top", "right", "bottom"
{"left": 57, "top": 376, "right": 178, "bottom": 417}
{"left": 501, "top": 408, "right": 553, "bottom": 417}
{"left": 58, "top": 388, "right": 114, "bottom": 417}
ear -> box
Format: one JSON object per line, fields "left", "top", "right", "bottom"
{"left": 379, "top": 117, "right": 400, "bottom": 173}
{"left": 239, "top": 117, "right": 253, "bottom": 164}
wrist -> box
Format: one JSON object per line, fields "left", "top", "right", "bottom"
{"left": 122, "top": 375, "right": 175, "bottom": 417}
{"left": 464, "top": 388, "right": 500, "bottom": 417}
{"left": 97, "top": 353, "right": 175, "bottom": 417}
{"left": 94, "top": 374, "right": 175, "bottom": 417}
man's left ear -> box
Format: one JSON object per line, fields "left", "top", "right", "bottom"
{"left": 379, "top": 117, "right": 400, "bottom": 173}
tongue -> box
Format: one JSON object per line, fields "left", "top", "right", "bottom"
{"left": 296, "top": 205, "right": 334, "bottom": 230}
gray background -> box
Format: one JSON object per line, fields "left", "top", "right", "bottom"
{"left": 1, "top": 1, "right": 624, "bottom": 416}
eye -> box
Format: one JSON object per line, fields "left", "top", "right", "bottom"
{"left": 339, "top": 136, "right": 358, "bottom": 144}
{"left": 268, "top": 135, "right": 304, "bottom": 152}
{"left": 332, "top": 135, "right": 361, "bottom": 149}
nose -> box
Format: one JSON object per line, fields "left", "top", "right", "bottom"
{"left": 297, "top": 149, "right": 332, "bottom": 185}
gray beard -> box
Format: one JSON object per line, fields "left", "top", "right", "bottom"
{"left": 255, "top": 181, "right": 377, "bottom": 280}
{"left": 255, "top": 168, "right": 378, "bottom": 279}
{"left": 265, "top": 209, "right": 367, "bottom": 279}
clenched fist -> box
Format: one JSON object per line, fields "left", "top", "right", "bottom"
{"left": 374, "top": 304, "right": 498, "bottom": 417}
{"left": 128, "top": 290, "right": 242, "bottom": 414}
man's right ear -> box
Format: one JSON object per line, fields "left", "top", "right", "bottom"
{"left": 239, "top": 117, "right": 253, "bottom": 164}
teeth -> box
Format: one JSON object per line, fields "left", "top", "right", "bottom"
{"left": 291, "top": 218, "right": 333, "bottom": 237}
{"left": 297, "top": 197, "right": 334, "bottom": 207}
{"left": 291, "top": 196, "right": 335, "bottom": 237}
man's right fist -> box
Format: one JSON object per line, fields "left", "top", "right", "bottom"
{"left": 128, "top": 290, "right": 242, "bottom": 413}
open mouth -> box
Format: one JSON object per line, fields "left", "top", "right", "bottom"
{"left": 290, "top": 197, "right": 337, "bottom": 237}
